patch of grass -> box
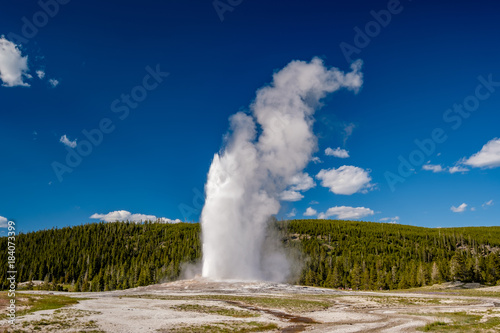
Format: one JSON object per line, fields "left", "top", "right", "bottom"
{"left": 367, "top": 296, "right": 442, "bottom": 306}
{"left": 130, "top": 294, "right": 330, "bottom": 313}
{"left": 0, "top": 292, "right": 81, "bottom": 320}
{"left": 172, "top": 303, "right": 259, "bottom": 318}
{"left": 415, "top": 311, "right": 500, "bottom": 332}
{"left": 159, "top": 321, "right": 278, "bottom": 333}
{"left": 420, "top": 321, "right": 447, "bottom": 332}
{"left": 13, "top": 308, "right": 102, "bottom": 332}
{"left": 396, "top": 286, "right": 500, "bottom": 298}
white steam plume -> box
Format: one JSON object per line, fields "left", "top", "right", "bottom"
{"left": 201, "top": 58, "right": 363, "bottom": 281}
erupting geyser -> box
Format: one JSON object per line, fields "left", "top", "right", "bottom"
{"left": 201, "top": 58, "right": 363, "bottom": 281}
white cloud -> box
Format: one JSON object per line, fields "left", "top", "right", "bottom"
{"left": 0, "top": 36, "right": 31, "bottom": 87}
{"left": 303, "top": 207, "right": 317, "bottom": 216}
{"left": 325, "top": 147, "right": 350, "bottom": 158}
{"left": 36, "top": 70, "right": 45, "bottom": 79}
{"left": 470, "top": 207, "right": 476, "bottom": 211}
{"left": 279, "top": 190, "right": 304, "bottom": 202}
{"left": 462, "top": 138, "right": 500, "bottom": 169}
{"left": 343, "top": 123, "right": 356, "bottom": 145}
{"left": 311, "top": 157, "right": 323, "bottom": 164}
{"left": 316, "top": 165, "right": 373, "bottom": 195}
{"left": 422, "top": 163, "right": 469, "bottom": 174}
{"left": 157, "top": 217, "right": 182, "bottom": 223}
{"left": 0, "top": 216, "right": 8, "bottom": 228}
{"left": 90, "top": 210, "right": 180, "bottom": 223}
{"left": 482, "top": 200, "right": 494, "bottom": 208}
{"left": 318, "top": 206, "right": 374, "bottom": 220}
{"left": 288, "top": 173, "right": 315, "bottom": 192}
{"left": 380, "top": 216, "right": 399, "bottom": 223}
{"left": 450, "top": 203, "right": 467, "bottom": 213}
{"left": 49, "top": 78, "right": 59, "bottom": 87}
{"left": 287, "top": 208, "right": 297, "bottom": 218}
{"left": 60, "top": 134, "right": 77, "bottom": 148}
{"left": 422, "top": 164, "right": 443, "bottom": 173}
{"left": 309, "top": 200, "right": 319, "bottom": 205}
{"left": 448, "top": 165, "right": 469, "bottom": 174}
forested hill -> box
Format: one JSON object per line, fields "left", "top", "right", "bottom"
{"left": 1, "top": 220, "right": 499, "bottom": 291}
{"left": 284, "top": 220, "right": 500, "bottom": 289}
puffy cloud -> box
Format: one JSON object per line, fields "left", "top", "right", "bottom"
{"left": 36, "top": 70, "right": 45, "bottom": 79}
{"left": 450, "top": 203, "right": 467, "bottom": 213}
{"left": 462, "top": 138, "right": 500, "bottom": 169}
{"left": 325, "top": 147, "right": 350, "bottom": 158}
{"left": 311, "top": 157, "right": 323, "bottom": 164}
{"left": 287, "top": 208, "right": 297, "bottom": 218}
{"left": 288, "top": 173, "right": 315, "bottom": 192}
{"left": 303, "top": 207, "right": 317, "bottom": 216}
{"left": 90, "top": 210, "right": 180, "bottom": 223}
{"left": 279, "top": 190, "right": 304, "bottom": 202}
{"left": 49, "top": 78, "right": 59, "bottom": 87}
{"left": 448, "top": 165, "right": 469, "bottom": 174}
{"left": 318, "top": 206, "right": 374, "bottom": 220}
{"left": 0, "top": 36, "right": 31, "bottom": 87}
{"left": 60, "top": 135, "right": 77, "bottom": 148}
{"left": 482, "top": 199, "right": 494, "bottom": 208}
{"left": 316, "top": 165, "right": 373, "bottom": 195}
{"left": 0, "top": 216, "right": 8, "bottom": 228}
{"left": 422, "top": 164, "right": 443, "bottom": 173}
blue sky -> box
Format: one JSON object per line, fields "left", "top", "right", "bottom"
{"left": 1, "top": 0, "right": 499, "bottom": 232}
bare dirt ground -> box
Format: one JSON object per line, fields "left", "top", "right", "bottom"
{"left": 3, "top": 279, "right": 500, "bottom": 332}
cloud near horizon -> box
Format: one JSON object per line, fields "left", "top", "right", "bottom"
{"left": 380, "top": 216, "right": 399, "bottom": 224}
{"left": 90, "top": 210, "right": 181, "bottom": 223}
{"left": 318, "top": 206, "right": 374, "bottom": 220}
{"left": 0, "top": 216, "right": 8, "bottom": 228}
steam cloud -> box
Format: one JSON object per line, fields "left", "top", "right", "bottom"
{"left": 201, "top": 58, "right": 363, "bottom": 281}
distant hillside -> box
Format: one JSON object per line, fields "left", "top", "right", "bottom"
{"left": 282, "top": 220, "right": 500, "bottom": 289}
{"left": 1, "top": 220, "right": 499, "bottom": 291}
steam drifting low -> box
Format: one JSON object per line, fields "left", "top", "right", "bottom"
{"left": 201, "top": 58, "right": 363, "bottom": 281}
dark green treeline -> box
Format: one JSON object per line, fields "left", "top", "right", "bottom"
{"left": 1, "top": 220, "right": 499, "bottom": 291}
